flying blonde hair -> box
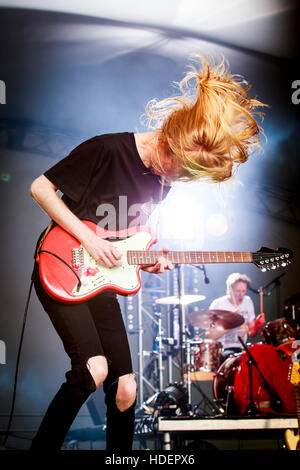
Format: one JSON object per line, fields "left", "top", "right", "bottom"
{"left": 145, "top": 56, "right": 268, "bottom": 183}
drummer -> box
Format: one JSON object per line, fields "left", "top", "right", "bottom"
{"left": 206, "top": 273, "right": 266, "bottom": 361}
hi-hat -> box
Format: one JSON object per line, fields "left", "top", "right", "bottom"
{"left": 156, "top": 295, "right": 206, "bottom": 305}
{"left": 187, "top": 309, "right": 244, "bottom": 330}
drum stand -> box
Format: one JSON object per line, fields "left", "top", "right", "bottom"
{"left": 176, "top": 265, "right": 222, "bottom": 416}
{"left": 238, "top": 336, "right": 283, "bottom": 414}
{"left": 193, "top": 380, "right": 224, "bottom": 416}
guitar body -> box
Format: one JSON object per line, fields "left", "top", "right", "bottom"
{"left": 38, "top": 221, "right": 156, "bottom": 303}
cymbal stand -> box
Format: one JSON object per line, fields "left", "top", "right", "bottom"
{"left": 185, "top": 335, "right": 192, "bottom": 406}
{"left": 153, "top": 312, "right": 164, "bottom": 392}
{"left": 175, "top": 264, "right": 186, "bottom": 386}
{"left": 175, "top": 265, "right": 220, "bottom": 415}
{"left": 175, "top": 265, "right": 190, "bottom": 396}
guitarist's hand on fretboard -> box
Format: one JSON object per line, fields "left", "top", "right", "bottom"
{"left": 141, "top": 246, "right": 174, "bottom": 274}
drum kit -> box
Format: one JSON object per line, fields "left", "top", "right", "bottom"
{"left": 147, "top": 289, "right": 300, "bottom": 418}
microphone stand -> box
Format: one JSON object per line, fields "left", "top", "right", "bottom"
{"left": 191, "top": 264, "right": 210, "bottom": 284}
{"left": 238, "top": 336, "right": 283, "bottom": 415}
{"left": 262, "top": 272, "right": 286, "bottom": 318}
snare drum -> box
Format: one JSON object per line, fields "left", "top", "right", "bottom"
{"left": 194, "top": 339, "right": 223, "bottom": 372}
{"left": 186, "top": 340, "right": 223, "bottom": 381}
{"left": 262, "top": 318, "right": 296, "bottom": 346}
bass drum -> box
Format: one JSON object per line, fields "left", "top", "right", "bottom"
{"left": 213, "top": 343, "right": 296, "bottom": 415}
{"left": 213, "top": 353, "right": 243, "bottom": 415}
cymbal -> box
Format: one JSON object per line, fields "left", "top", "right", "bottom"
{"left": 156, "top": 294, "right": 206, "bottom": 305}
{"left": 187, "top": 309, "right": 244, "bottom": 330}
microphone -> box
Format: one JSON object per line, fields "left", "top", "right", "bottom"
{"left": 192, "top": 264, "right": 210, "bottom": 284}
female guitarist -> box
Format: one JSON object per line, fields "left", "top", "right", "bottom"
{"left": 29, "top": 56, "right": 267, "bottom": 451}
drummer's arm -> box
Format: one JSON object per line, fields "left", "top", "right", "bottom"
{"left": 248, "top": 313, "right": 266, "bottom": 337}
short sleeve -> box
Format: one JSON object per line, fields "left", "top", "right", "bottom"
{"left": 209, "top": 298, "right": 221, "bottom": 310}
{"left": 43, "top": 137, "right": 103, "bottom": 202}
{"left": 246, "top": 297, "right": 256, "bottom": 323}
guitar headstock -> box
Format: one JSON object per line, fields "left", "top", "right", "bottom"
{"left": 252, "top": 247, "right": 293, "bottom": 272}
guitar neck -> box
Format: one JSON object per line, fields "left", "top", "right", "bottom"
{"left": 127, "top": 250, "right": 252, "bottom": 266}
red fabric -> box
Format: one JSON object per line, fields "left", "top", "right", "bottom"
{"left": 234, "top": 343, "right": 296, "bottom": 415}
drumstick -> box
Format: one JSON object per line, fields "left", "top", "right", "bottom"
{"left": 259, "top": 287, "right": 263, "bottom": 316}
{"left": 229, "top": 285, "right": 245, "bottom": 330}
{"left": 229, "top": 285, "right": 240, "bottom": 313}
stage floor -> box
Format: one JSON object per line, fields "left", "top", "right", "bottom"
{"left": 157, "top": 415, "right": 298, "bottom": 450}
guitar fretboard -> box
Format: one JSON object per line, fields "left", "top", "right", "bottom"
{"left": 127, "top": 250, "right": 252, "bottom": 266}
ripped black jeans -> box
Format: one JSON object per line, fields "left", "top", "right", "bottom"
{"left": 30, "top": 272, "right": 136, "bottom": 451}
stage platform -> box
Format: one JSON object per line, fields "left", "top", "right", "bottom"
{"left": 157, "top": 416, "right": 298, "bottom": 450}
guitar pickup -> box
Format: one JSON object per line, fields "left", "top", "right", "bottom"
{"left": 72, "top": 247, "right": 84, "bottom": 269}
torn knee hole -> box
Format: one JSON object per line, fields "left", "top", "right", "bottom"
{"left": 116, "top": 396, "right": 136, "bottom": 412}
{"left": 115, "top": 377, "right": 137, "bottom": 412}
{"left": 86, "top": 355, "right": 108, "bottom": 389}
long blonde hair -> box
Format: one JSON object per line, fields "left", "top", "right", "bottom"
{"left": 145, "top": 56, "right": 268, "bottom": 183}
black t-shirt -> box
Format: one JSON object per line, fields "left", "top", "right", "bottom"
{"left": 43, "top": 132, "right": 170, "bottom": 231}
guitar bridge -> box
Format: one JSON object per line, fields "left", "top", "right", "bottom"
{"left": 72, "top": 247, "right": 84, "bottom": 269}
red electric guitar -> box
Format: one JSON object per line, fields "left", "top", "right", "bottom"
{"left": 38, "top": 220, "right": 293, "bottom": 304}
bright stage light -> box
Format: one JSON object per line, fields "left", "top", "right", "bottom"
{"left": 205, "top": 213, "right": 228, "bottom": 237}
{"left": 157, "top": 185, "right": 205, "bottom": 243}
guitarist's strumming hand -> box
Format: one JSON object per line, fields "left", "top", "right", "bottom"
{"left": 82, "top": 231, "right": 122, "bottom": 268}
{"left": 142, "top": 246, "right": 174, "bottom": 274}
